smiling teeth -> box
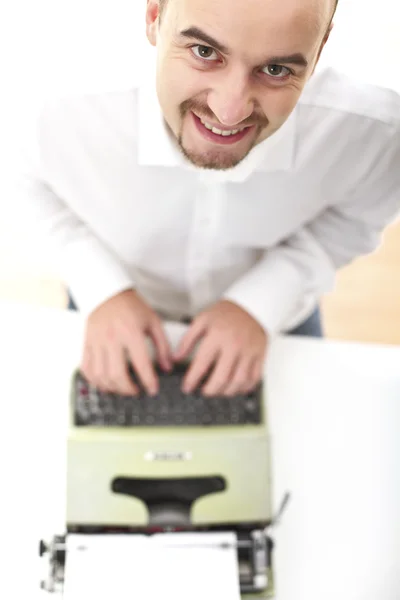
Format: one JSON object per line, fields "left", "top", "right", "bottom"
{"left": 200, "top": 118, "right": 244, "bottom": 136}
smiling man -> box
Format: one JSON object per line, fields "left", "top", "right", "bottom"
{"left": 152, "top": 0, "right": 334, "bottom": 170}
{"left": 19, "top": 0, "right": 400, "bottom": 398}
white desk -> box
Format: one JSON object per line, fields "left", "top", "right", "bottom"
{"left": 1, "top": 301, "right": 400, "bottom": 600}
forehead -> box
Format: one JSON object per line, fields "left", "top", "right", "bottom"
{"left": 167, "top": 0, "right": 331, "bottom": 57}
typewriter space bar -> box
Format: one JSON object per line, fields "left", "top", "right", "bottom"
{"left": 111, "top": 476, "right": 226, "bottom": 524}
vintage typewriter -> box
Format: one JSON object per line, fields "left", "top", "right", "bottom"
{"left": 40, "top": 326, "right": 281, "bottom": 598}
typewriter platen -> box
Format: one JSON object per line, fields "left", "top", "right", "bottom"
{"left": 40, "top": 354, "right": 278, "bottom": 598}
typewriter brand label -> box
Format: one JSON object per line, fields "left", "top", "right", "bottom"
{"left": 144, "top": 451, "right": 193, "bottom": 461}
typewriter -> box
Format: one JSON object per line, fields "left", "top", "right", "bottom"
{"left": 40, "top": 324, "right": 280, "bottom": 598}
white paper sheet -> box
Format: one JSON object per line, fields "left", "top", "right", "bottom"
{"left": 63, "top": 531, "right": 241, "bottom": 600}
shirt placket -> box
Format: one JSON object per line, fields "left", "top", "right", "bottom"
{"left": 187, "top": 182, "right": 225, "bottom": 315}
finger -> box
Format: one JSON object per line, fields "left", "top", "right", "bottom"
{"left": 126, "top": 333, "right": 159, "bottom": 396}
{"left": 83, "top": 344, "right": 109, "bottom": 392}
{"left": 240, "top": 358, "right": 264, "bottom": 395}
{"left": 251, "top": 358, "right": 265, "bottom": 386}
{"left": 80, "top": 344, "right": 93, "bottom": 382}
{"left": 224, "top": 356, "right": 254, "bottom": 397}
{"left": 182, "top": 338, "right": 219, "bottom": 394}
{"left": 201, "top": 352, "right": 238, "bottom": 397}
{"left": 98, "top": 346, "right": 118, "bottom": 393}
{"left": 174, "top": 317, "right": 207, "bottom": 362}
{"left": 107, "top": 344, "right": 139, "bottom": 396}
{"left": 149, "top": 320, "right": 173, "bottom": 371}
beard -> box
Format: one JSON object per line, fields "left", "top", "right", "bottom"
{"left": 174, "top": 98, "right": 268, "bottom": 170}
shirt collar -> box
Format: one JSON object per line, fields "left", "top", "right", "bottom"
{"left": 137, "top": 76, "right": 296, "bottom": 183}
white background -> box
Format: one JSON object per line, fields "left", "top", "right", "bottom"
{"left": 0, "top": 0, "right": 399, "bottom": 276}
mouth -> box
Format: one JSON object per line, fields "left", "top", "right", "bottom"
{"left": 191, "top": 112, "right": 254, "bottom": 145}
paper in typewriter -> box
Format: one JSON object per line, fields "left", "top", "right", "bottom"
{"left": 63, "top": 531, "right": 241, "bottom": 600}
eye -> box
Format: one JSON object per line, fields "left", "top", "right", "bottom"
{"left": 261, "top": 64, "right": 291, "bottom": 78}
{"left": 191, "top": 45, "right": 218, "bottom": 61}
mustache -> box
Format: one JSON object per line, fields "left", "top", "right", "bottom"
{"left": 180, "top": 99, "right": 268, "bottom": 128}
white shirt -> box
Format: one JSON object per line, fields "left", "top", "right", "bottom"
{"left": 18, "top": 67, "right": 400, "bottom": 334}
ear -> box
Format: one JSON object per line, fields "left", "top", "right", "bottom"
{"left": 312, "top": 23, "right": 334, "bottom": 75}
{"left": 146, "top": 0, "right": 160, "bottom": 47}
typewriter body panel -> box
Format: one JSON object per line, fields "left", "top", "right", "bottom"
{"left": 67, "top": 370, "right": 272, "bottom": 528}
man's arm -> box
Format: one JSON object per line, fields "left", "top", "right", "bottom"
{"left": 13, "top": 109, "right": 173, "bottom": 395}
{"left": 223, "top": 131, "right": 400, "bottom": 336}
{"left": 176, "top": 126, "right": 400, "bottom": 396}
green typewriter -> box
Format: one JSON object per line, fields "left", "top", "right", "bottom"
{"left": 39, "top": 324, "right": 281, "bottom": 598}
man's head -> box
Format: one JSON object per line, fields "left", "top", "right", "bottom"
{"left": 146, "top": 0, "right": 336, "bottom": 170}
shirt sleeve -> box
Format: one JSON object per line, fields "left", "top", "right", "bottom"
{"left": 223, "top": 123, "right": 400, "bottom": 335}
{"left": 14, "top": 108, "right": 135, "bottom": 317}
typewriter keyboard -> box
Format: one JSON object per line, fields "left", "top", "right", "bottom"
{"left": 73, "top": 364, "right": 262, "bottom": 427}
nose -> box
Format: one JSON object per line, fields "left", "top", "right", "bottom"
{"left": 207, "top": 67, "right": 255, "bottom": 127}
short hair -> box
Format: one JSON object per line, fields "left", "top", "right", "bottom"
{"left": 159, "top": 0, "right": 338, "bottom": 20}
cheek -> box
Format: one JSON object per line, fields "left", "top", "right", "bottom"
{"left": 167, "top": 63, "right": 211, "bottom": 105}
{"left": 261, "top": 86, "right": 303, "bottom": 121}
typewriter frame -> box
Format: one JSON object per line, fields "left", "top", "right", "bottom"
{"left": 39, "top": 365, "right": 276, "bottom": 598}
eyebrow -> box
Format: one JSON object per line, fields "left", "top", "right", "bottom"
{"left": 266, "top": 53, "right": 309, "bottom": 68}
{"left": 180, "top": 27, "right": 229, "bottom": 54}
{"left": 179, "top": 27, "right": 309, "bottom": 68}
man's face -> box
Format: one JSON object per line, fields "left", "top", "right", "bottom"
{"left": 146, "top": 0, "right": 333, "bottom": 170}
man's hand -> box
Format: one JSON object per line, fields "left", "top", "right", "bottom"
{"left": 81, "top": 289, "right": 172, "bottom": 396}
{"left": 174, "top": 300, "right": 267, "bottom": 397}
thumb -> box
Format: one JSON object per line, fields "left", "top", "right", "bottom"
{"left": 149, "top": 319, "right": 173, "bottom": 371}
{"left": 174, "top": 318, "right": 207, "bottom": 361}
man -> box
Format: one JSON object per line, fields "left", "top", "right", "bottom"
{"left": 19, "top": 0, "right": 400, "bottom": 398}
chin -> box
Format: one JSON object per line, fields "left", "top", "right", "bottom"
{"left": 180, "top": 146, "right": 250, "bottom": 170}
{"left": 180, "top": 134, "right": 257, "bottom": 170}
